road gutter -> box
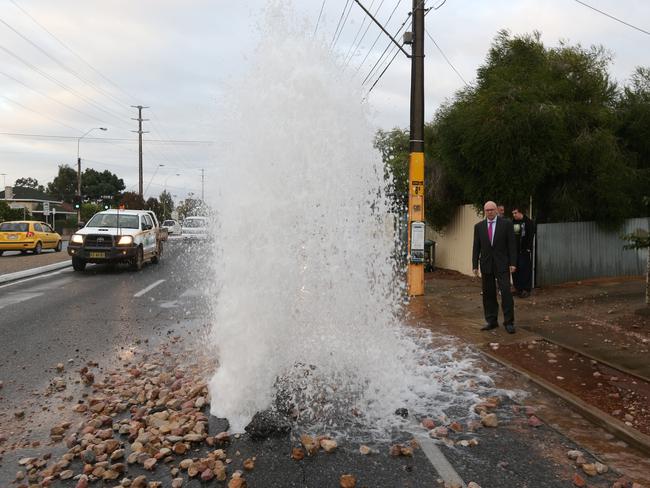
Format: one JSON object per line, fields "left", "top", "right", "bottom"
{"left": 0, "top": 260, "right": 71, "bottom": 285}
{"left": 481, "top": 347, "right": 650, "bottom": 457}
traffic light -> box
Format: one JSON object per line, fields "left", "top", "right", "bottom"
{"left": 73, "top": 195, "right": 81, "bottom": 210}
{"left": 103, "top": 201, "right": 110, "bottom": 210}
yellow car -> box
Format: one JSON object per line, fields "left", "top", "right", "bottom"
{"left": 0, "top": 220, "right": 63, "bottom": 256}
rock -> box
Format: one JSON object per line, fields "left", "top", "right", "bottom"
{"left": 421, "top": 418, "right": 436, "bottom": 430}
{"left": 528, "top": 416, "right": 543, "bottom": 427}
{"left": 481, "top": 414, "right": 498, "bottom": 428}
{"left": 395, "top": 408, "right": 409, "bottom": 418}
{"left": 60, "top": 470, "right": 74, "bottom": 480}
{"left": 171, "top": 479, "right": 184, "bottom": 488}
{"left": 320, "top": 439, "right": 338, "bottom": 453}
{"left": 14, "top": 410, "right": 25, "bottom": 419}
{"left": 228, "top": 478, "right": 246, "bottom": 488}
{"left": 173, "top": 442, "right": 187, "bottom": 455}
{"left": 567, "top": 450, "right": 583, "bottom": 460}
{"left": 143, "top": 458, "right": 157, "bottom": 470}
{"left": 301, "top": 434, "right": 319, "bottom": 455}
{"left": 188, "top": 465, "right": 199, "bottom": 477}
{"left": 131, "top": 475, "right": 147, "bottom": 488}
{"left": 449, "top": 421, "right": 463, "bottom": 432}
{"left": 179, "top": 459, "right": 193, "bottom": 470}
{"left": 201, "top": 469, "right": 214, "bottom": 481}
{"left": 111, "top": 449, "right": 125, "bottom": 461}
{"left": 572, "top": 473, "right": 586, "bottom": 487}
{"left": 243, "top": 458, "right": 255, "bottom": 470}
{"left": 389, "top": 444, "right": 402, "bottom": 457}
{"left": 340, "top": 474, "right": 356, "bottom": 488}
{"left": 430, "top": 426, "right": 449, "bottom": 438}
{"left": 81, "top": 449, "right": 96, "bottom": 464}
{"left": 581, "top": 463, "right": 597, "bottom": 476}
{"left": 103, "top": 469, "right": 120, "bottom": 480}
{"left": 244, "top": 410, "right": 291, "bottom": 440}
{"left": 215, "top": 431, "right": 231, "bottom": 443}
{"left": 75, "top": 475, "right": 89, "bottom": 488}
{"left": 594, "top": 462, "right": 608, "bottom": 474}
{"left": 359, "top": 445, "right": 371, "bottom": 455}
{"left": 291, "top": 447, "right": 305, "bottom": 461}
{"left": 467, "top": 483, "right": 481, "bottom": 488}
{"left": 183, "top": 433, "right": 204, "bottom": 442}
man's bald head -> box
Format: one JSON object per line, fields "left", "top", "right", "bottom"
{"left": 484, "top": 201, "right": 498, "bottom": 219}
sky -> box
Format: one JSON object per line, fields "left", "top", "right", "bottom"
{"left": 0, "top": 0, "right": 648, "bottom": 202}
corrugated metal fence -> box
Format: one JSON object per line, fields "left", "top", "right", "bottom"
{"left": 536, "top": 217, "right": 649, "bottom": 286}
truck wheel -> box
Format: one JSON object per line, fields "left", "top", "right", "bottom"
{"left": 33, "top": 242, "right": 42, "bottom": 254}
{"left": 72, "top": 257, "right": 86, "bottom": 272}
{"left": 131, "top": 247, "right": 144, "bottom": 271}
{"left": 55, "top": 240, "right": 62, "bottom": 252}
{"left": 151, "top": 242, "right": 163, "bottom": 264}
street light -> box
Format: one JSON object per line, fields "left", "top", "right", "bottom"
{"left": 77, "top": 127, "right": 107, "bottom": 221}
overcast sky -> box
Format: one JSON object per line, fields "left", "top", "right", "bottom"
{"left": 1, "top": 0, "right": 648, "bottom": 201}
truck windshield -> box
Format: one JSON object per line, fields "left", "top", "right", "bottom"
{"left": 86, "top": 214, "right": 139, "bottom": 229}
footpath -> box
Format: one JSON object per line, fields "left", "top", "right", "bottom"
{"left": 0, "top": 246, "right": 70, "bottom": 284}
{"left": 413, "top": 269, "right": 650, "bottom": 484}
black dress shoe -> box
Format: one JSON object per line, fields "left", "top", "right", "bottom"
{"left": 505, "top": 324, "right": 516, "bottom": 334}
{"left": 481, "top": 324, "right": 498, "bottom": 331}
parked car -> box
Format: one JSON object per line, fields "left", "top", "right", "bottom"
{"left": 68, "top": 209, "right": 163, "bottom": 271}
{"left": 0, "top": 220, "right": 62, "bottom": 256}
{"left": 161, "top": 219, "right": 181, "bottom": 235}
{"left": 181, "top": 216, "right": 209, "bottom": 240}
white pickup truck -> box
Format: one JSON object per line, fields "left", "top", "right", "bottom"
{"left": 68, "top": 209, "right": 163, "bottom": 272}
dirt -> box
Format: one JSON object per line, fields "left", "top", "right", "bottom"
{"left": 491, "top": 339, "right": 650, "bottom": 436}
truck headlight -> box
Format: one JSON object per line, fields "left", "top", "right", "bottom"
{"left": 117, "top": 235, "right": 134, "bottom": 246}
{"left": 71, "top": 234, "right": 84, "bottom": 244}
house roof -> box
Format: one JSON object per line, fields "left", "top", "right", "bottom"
{"left": 0, "top": 186, "right": 60, "bottom": 202}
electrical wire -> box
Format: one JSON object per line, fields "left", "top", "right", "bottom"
{"left": 354, "top": 0, "right": 406, "bottom": 74}
{"left": 332, "top": 0, "right": 355, "bottom": 49}
{"left": 344, "top": 0, "right": 386, "bottom": 66}
{"left": 574, "top": 0, "right": 650, "bottom": 36}
{"left": 343, "top": 0, "right": 376, "bottom": 60}
{"left": 331, "top": 0, "right": 352, "bottom": 48}
{"left": 314, "top": 0, "right": 327, "bottom": 36}
{"left": 365, "top": 47, "right": 400, "bottom": 96}
{"left": 425, "top": 29, "right": 468, "bottom": 86}
{"left": 1, "top": 94, "right": 82, "bottom": 133}
{"left": 0, "top": 132, "right": 214, "bottom": 144}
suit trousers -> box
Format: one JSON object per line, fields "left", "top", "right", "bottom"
{"left": 482, "top": 270, "right": 515, "bottom": 326}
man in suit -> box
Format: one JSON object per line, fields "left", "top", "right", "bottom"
{"left": 472, "top": 201, "right": 518, "bottom": 333}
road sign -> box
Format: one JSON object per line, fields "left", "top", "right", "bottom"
{"left": 43, "top": 201, "right": 50, "bottom": 216}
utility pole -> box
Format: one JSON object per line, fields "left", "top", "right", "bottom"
{"left": 406, "top": 0, "right": 426, "bottom": 296}
{"left": 200, "top": 169, "right": 205, "bottom": 202}
{"left": 131, "top": 105, "right": 149, "bottom": 199}
{"left": 353, "top": 0, "right": 425, "bottom": 296}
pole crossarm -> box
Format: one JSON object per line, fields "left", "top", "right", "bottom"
{"left": 353, "top": 0, "right": 411, "bottom": 58}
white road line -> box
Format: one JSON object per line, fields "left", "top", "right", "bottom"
{"left": 0, "top": 268, "right": 72, "bottom": 289}
{"left": 134, "top": 279, "right": 166, "bottom": 298}
{"left": 410, "top": 425, "right": 466, "bottom": 487}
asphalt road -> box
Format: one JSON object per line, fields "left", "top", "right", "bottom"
{"left": 0, "top": 244, "right": 624, "bottom": 487}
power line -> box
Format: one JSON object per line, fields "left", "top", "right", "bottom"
{"left": 0, "top": 16, "right": 131, "bottom": 111}
{"left": 0, "top": 132, "right": 215, "bottom": 144}
{"left": 1, "top": 94, "right": 82, "bottom": 133}
{"left": 332, "top": 0, "right": 355, "bottom": 49}
{"left": 9, "top": 0, "right": 136, "bottom": 105}
{"left": 331, "top": 0, "right": 352, "bottom": 48}
{"left": 573, "top": 0, "right": 650, "bottom": 36}
{"left": 354, "top": 0, "right": 406, "bottom": 74}
{"left": 425, "top": 29, "right": 468, "bottom": 86}
{"left": 314, "top": 0, "right": 327, "bottom": 36}
{"left": 343, "top": 0, "right": 381, "bottom": 64}
{"left": 365, "top": 47, "right": 400, "bottom": 95}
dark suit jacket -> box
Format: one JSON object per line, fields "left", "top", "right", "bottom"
{"left": 472, "top": 217, "right": 517, "bottom": 274}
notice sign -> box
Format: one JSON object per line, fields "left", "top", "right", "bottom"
{"left": 410, "top": 221, "right": 425, "bottom": 263}
{"left": 43, "top": 201, "right": 50, "bottom": 216}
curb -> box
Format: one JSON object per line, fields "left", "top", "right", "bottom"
{"left": 0, "top": 260, "right": 71, "bottom": 285}
{"left": 480, "top": 347, "right": 650, "bottom": 457}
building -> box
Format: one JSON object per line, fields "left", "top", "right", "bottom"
{"left": 1, "top": 186, "right": 76, "bottom": 230}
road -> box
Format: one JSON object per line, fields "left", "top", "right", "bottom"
{"left": 0, "top": 243, "right": 627, "bottom": 487}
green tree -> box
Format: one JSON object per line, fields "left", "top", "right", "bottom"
{"left": 80, "top": 202, "right": 102, "bottom": 222}
{"left": 0, "top": 201, "right": 25, "bottom": 222}
{"left": 435, "top": 31, "right": 641, "bottom": 227}
{"left": 119, "top": 192, "right": 145, "bottom": 209}
{"left": 47, "top": 165, "right": 78, "bottom": 203}
{"left": 15, "top": 177, "right": 45, "bottom": 192}
{"left": 145, "top": 197, "right": 163, "bottom": 222}
{"left": 176, "top": 193, "right": 204, "bottom": 219}
{"left": 82, "top": 169, "right": 125, "bottom": 201}
{"left": 158, "top": 190, "right": 174, "bottom": 220}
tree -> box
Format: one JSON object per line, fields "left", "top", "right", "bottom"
{"left": 623, "top": 196, "right": 650, "bottom": 306}
{"left": 15, "top": 177, "right": 45, "bottom": 192}
{"left": 158, "top": 191, "right": 174, "bottom": 221}
{"left": 145, "top": 197, "right": 163, "bottom": 222}
{"left": 176, "top": 193, "right": 204, "bottom": 219}
{"left": 119, "top": 192, "right": 145, "bottom": 209}
{"left": 435, "top": 31, "right": 642, "bottom": 227}
{"left": 0, "top": 201, "right": 25, "bottom": 222}
{"left": 82, "top": 169, "right": 125, "bottom": 201}
{"left": 47, "top": 165, "right": 78, "bottom": 203}
{"left": 80, "top": 202, "right": 103, "bottom": 222}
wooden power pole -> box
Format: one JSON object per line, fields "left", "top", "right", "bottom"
{"left": 131, "top": 105, "right": 149, "bottom": 199}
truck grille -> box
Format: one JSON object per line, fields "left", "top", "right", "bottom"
{"left": 84, "top": 234, "right": 114, "bottom": 248}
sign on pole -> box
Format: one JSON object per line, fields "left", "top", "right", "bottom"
{"left": 43, "top": 201, "right": 50, "bottom": 216}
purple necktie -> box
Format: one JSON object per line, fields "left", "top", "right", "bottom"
{"left": 488, "top": 220, "right": 494, "bottom": 245}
